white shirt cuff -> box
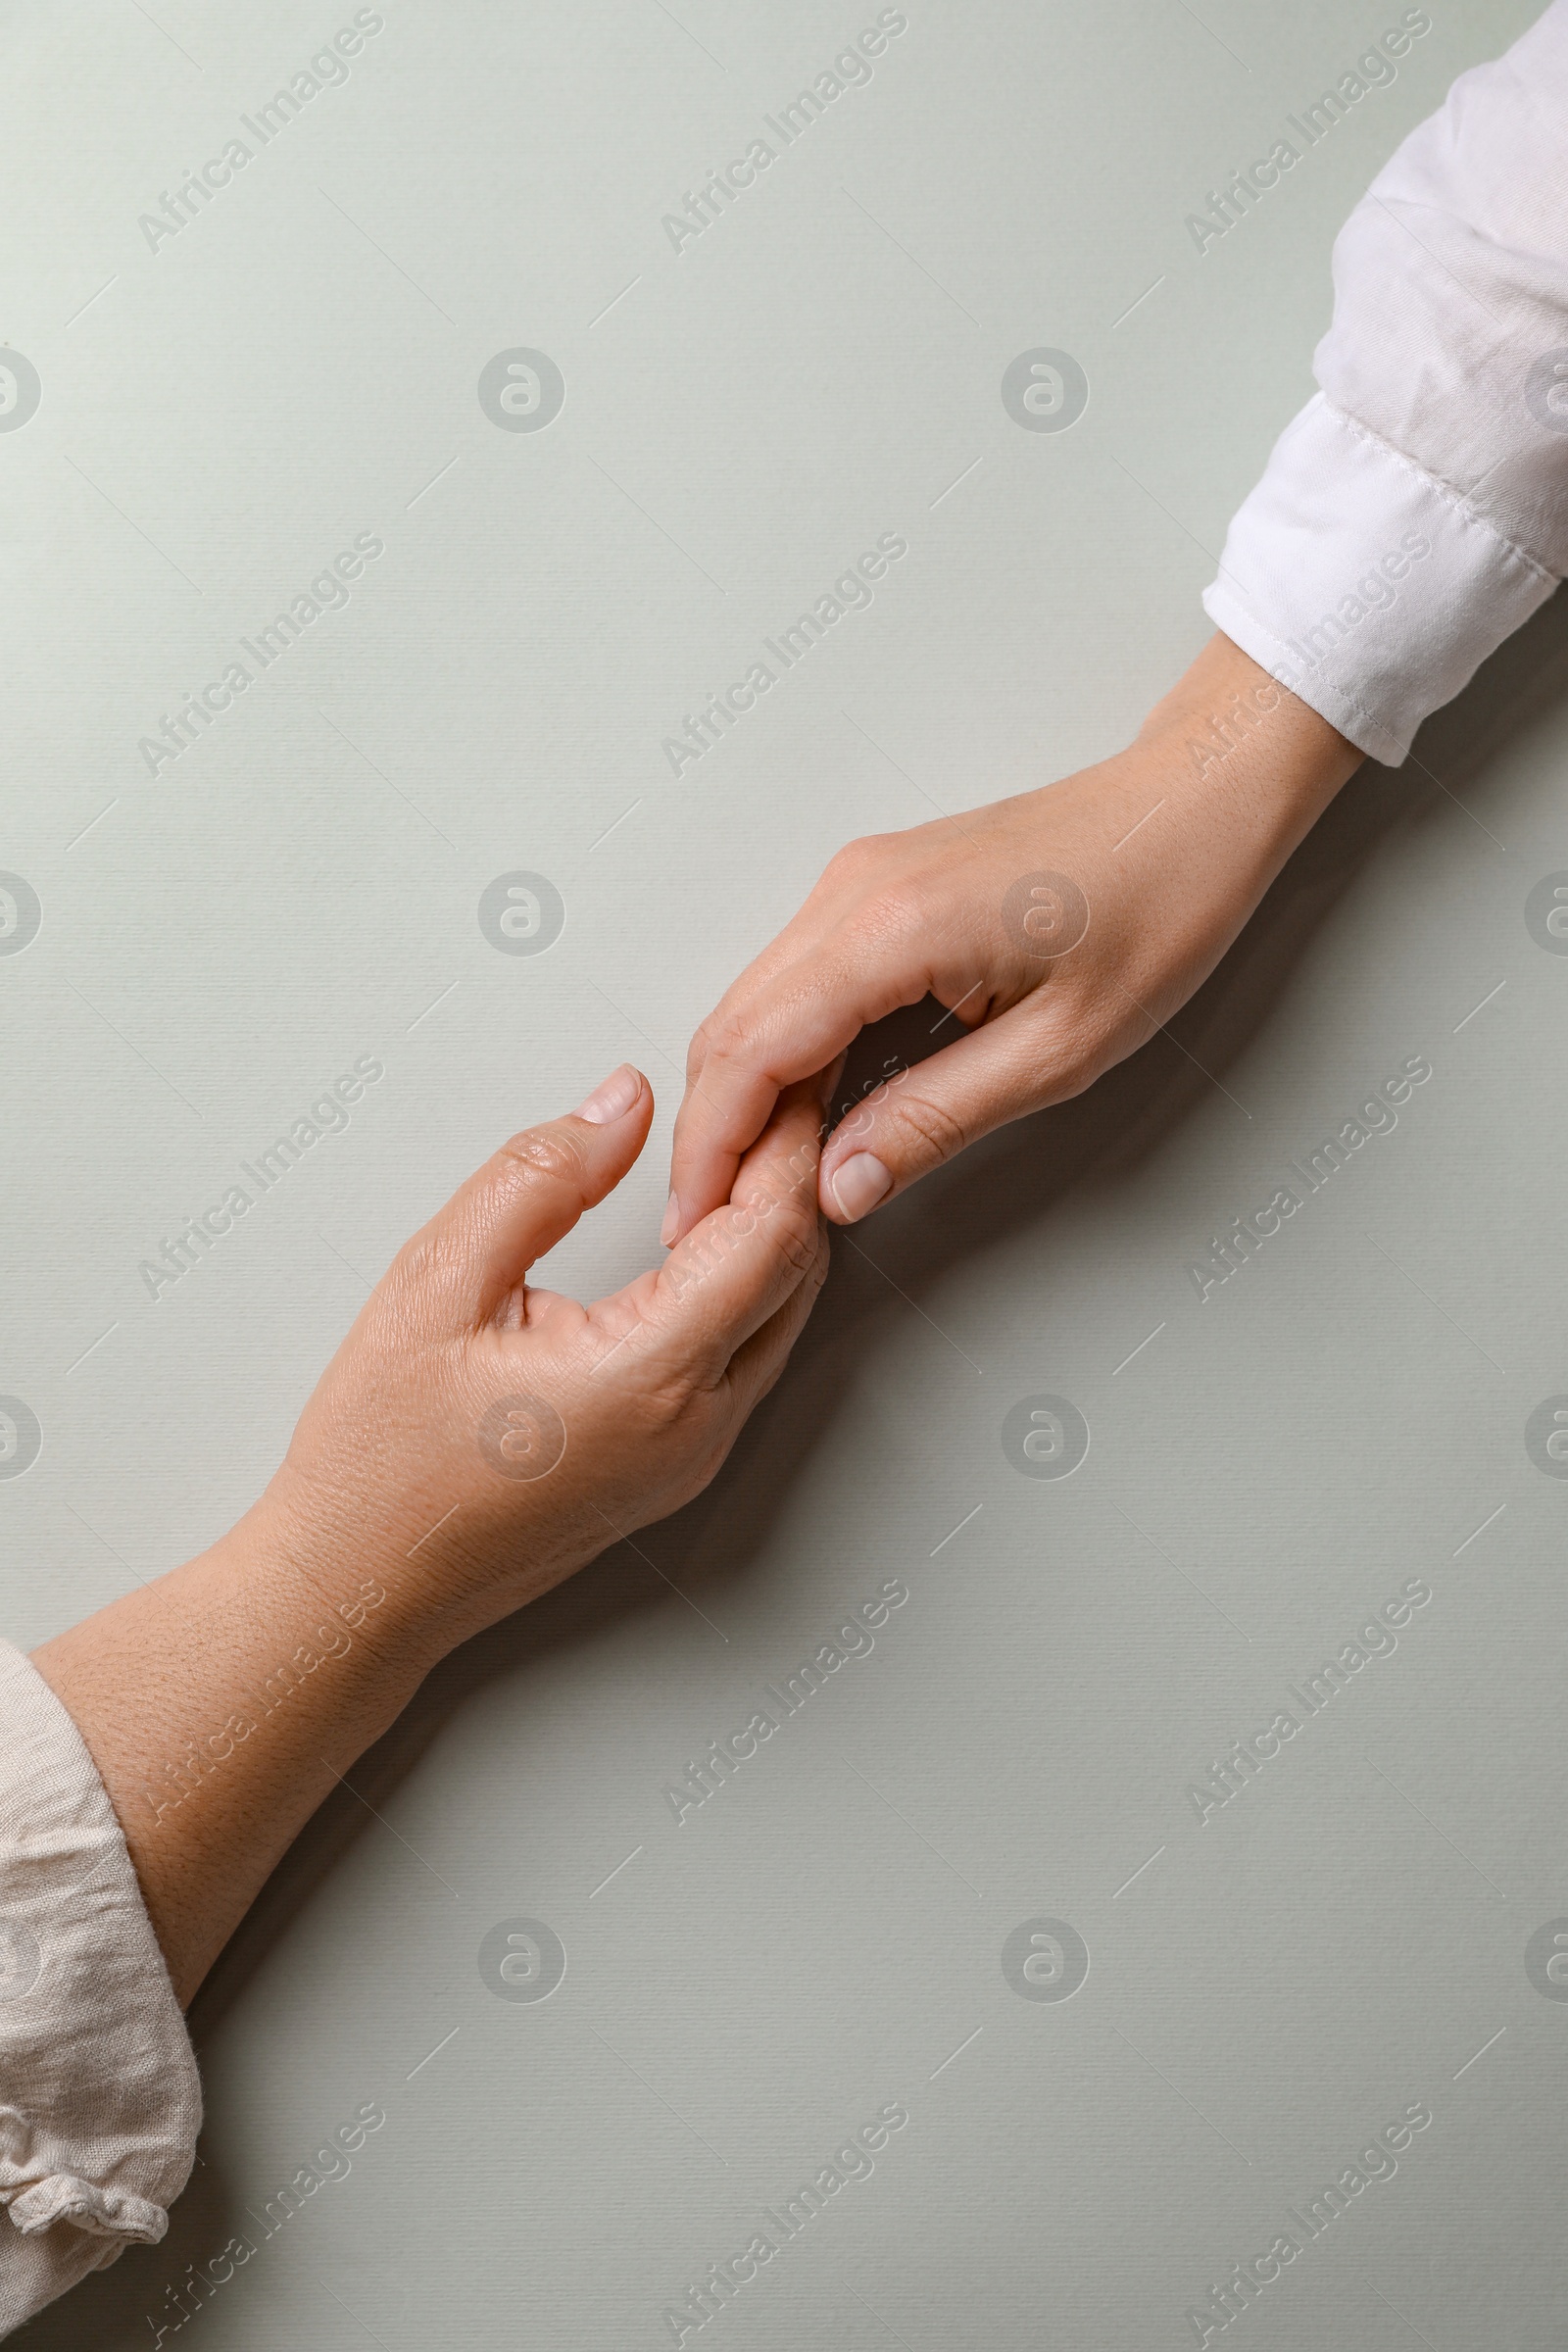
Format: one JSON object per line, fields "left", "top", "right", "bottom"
{"left": 0, "top": 1641, "right": 202, "bottom": 2339}
{"left": 1202, "top": 392, "right": 1560, "bottom": 765}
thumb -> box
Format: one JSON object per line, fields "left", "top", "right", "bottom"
{"left": 817, "top": 1013, "right": 1058, "bottom": 1224}
{"left": 396, "top": 1064, "right": 654, "bottom": 1322}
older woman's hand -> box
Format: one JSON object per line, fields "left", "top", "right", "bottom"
{"left": 33, "top": 1069, "right": 828, "bottom": 2001}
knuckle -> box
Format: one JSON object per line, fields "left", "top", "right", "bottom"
{"left": 388, "top": 1221, "right": 463, "bottom": 1296}
{"left": 888, "top": 1086, "right": 970, "bottom": 1169}
{"left": 760, "top": 1190, "right": 820, "bottom": 1278}
{"left": 1040, "top": 1045, "right": 1102, "bottom": 1104}
{"left": 821, "top": 834, "right": 882, "bottom": 886}
{"left": 718, "top": 1191, "right": 818, "bottom": 1281}
{"left": 499, "top": 1126, "right": 588, "bottom": 1193}
{"left": 692, "top": 1003, "right": 753, "bottom": 1071}
{"left": 389, "top": 1231, "right": 434, "bottom": 1287}
{"left": 1030, "top": 993, "right": 1122, "bottom": 1102}
{"left": 636, "top": 1375, "right": 698, "bottom": 1431}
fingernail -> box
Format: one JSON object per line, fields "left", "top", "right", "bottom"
{"left": 660, "top": 1191, "right": 680, "bottom": 1248}
{"left": 829, "top": 1152, "right": 893, "bottom": 1223}
{"left": 572, "top": 1064, "right": 642, "bottom": 1125}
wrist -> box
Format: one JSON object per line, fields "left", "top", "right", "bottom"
{"left": 231, "top": 1474, "right": 449, "bottom": 1698}
{"left": 249, "top": 1455, "right": 544, "bottom": 1689}
{"left": 1139, "top": 630, "right": 1362, "bottom": 826}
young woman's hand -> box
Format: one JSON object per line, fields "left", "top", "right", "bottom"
{"left": 665, "top": 634, "right": 1361, "bottom": 1238}
{"left": 34, "top": 1068, "right": 828, "bottom": 2000}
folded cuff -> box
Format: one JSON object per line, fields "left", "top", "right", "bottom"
{"left": 1202, "top": 393, "right": 1560, "bottom": 764}
{"left": 0, "top": 1641, "right": 202, "bottom": 2338}
{"left": 8, "top": 2175, "right": 170, "bottom": 2243}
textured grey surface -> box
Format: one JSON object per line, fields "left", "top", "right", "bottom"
{"left": 2, "top": 2, "right": 1563, "bottom": 2345}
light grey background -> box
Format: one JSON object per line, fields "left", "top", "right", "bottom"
{"left": 3, "top": 1, "right": 1564, "bottom": 2344}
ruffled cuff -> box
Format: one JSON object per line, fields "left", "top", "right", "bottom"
{"left": 0, "top": 1641, "right": 202, "bottom": 2337}
{"left": 1202, "top": 392, "right": 1560, "bottom": 764}
{"left": 8, "top": 2175, "right": 171, "bottom": 2243}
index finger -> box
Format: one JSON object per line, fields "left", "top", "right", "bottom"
{"left": 667, "top": 936, "right": 922, "bottom": 1245}
{"left": 653, "top": 1082, "right": 828, "bottom": 1373}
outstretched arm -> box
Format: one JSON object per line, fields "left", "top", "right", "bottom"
{"left": 669, "top": 2, "right": 1568, "bottom": 1237}
{"left": 32, "top": 1065, "right": 827, "bottom": 2006}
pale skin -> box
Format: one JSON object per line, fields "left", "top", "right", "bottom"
{"left": 33, "top": 631, "right": 1356, "bottom": 2011}
{"left": 666, "top": 633, "right": 1361, "bottom": 1238}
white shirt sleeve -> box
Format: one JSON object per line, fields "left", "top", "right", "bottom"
{"left": 0, "top": 1641, "right": 201, "bottom": 2340}
{"left": 1202, "top": 2, "right": 1568, "bottom": 764}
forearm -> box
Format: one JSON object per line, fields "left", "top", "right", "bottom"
{"left": 1146, "top": 625, "right": 1357, "bottom": 767}
{"left": 29, "top": 1485, "right": 448, "bottom": 2006}
{"left": 27, "top": 1078, "right": 827, "bottom": 2010}
{"left": 1132, "top": 630, "right": 1361, "bottom": 862}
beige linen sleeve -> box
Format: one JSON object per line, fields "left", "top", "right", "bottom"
{"left": 0, "top": 1640, "right": 201, "bottom": 2339}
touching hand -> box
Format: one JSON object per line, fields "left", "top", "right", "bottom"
{"left": 270, "top": 1062, "right": 829, "bottom": 1645}
{"left": 34, "top": 1065, "right": 828, "bottom": 1999}
{"left": 666, "top": 635, "right": 1359, "bottom": 1236}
